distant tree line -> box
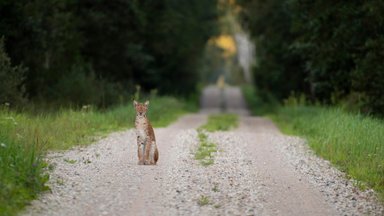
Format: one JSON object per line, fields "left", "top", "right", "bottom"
{"left": 238, "top": 0, "right": 384, "bottom": 116}
{"left": 0, "top": 0, "right": 218, "bottom": 107}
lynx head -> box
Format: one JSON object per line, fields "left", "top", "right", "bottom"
{"left": 133, "top": 100, "right": 149, "bottom": 117}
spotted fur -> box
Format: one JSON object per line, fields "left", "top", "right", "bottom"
{"left": 133, "top": 100, "right": 159, "bottom": 165}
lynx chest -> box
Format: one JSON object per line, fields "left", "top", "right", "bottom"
{"left": 135, "top": 117, "right": 149, "bottom": 140}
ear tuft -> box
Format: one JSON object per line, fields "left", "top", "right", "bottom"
{"left": 133, "top": 100, "right": 138, "bottom": 106}
{"left": 144, "top": 100, "right": 149, "bottom": 106}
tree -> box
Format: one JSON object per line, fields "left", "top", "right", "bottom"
{"left": 0, "top": 38, "right": 26, "bottom": 105}
{"left": 238, "top": 0, "right": 384, "bottom": 115}
{"left": 0, "top": 0, "right": 219, "bottom": 107}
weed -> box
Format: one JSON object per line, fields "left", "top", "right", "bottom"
{"left": 195, "top": 129, "right": 217, "bottom": 166}
{"left": 63, "top": 158, "right": 77, "bottom": 164}
{"left": 213, "top": 204, "right": 221, "bottom": 208}
{"left": 48, "top": 164, "right": 55, "bottom": 171}
{"left": 212, "top": 184, "right": 220, "bottom": 192}
{"left": 83, "top": 158, "right": 92, "bottom": 164}
{"left": 197, "top": 195, "right": 210, "bottom": 206}
{"left": 56, "top": 178, "right": 64, "bottom": 186}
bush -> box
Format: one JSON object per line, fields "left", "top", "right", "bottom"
{"left": 0, "top": 38, "right": 26, "bottom": 106}
{"left": 53, "top": 63, "right": 128, "bottom": 107}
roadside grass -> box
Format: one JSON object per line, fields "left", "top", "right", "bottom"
{"left": 199, "top": 114, "right": 238, "bottom": 132}
{"left": 269, "top": 106, "right": 384, "bottom": 200}
{"left": 241, "top": 84, "right": 278, "bottom": 115}
{"left": 0, "top": 96, "right": 192, "bottom": 216}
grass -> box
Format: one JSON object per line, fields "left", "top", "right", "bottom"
{"left": 269, "top": 106, "right": 384, "bottom": 200}
{"left": 195, "top": 130, "right": 217, "bottom": 166}
{"left": 197, "top": 195, "right": 210, "bottom": 206}
{"left": 212, "top": 183, "right": 219, "bottom": 192}
{"left": 63, "top": 158, "right": 77, "bottom": 164}
{"left": 213, "top": 204, "right": 221, "bottom": 208}
{"left": 241, "top": 84, "right": 278, "bottom": 115}
{"left": 0, "top": 96, "right": 193, "bottom": 216}
{"left": 199, "top": 114, "right": 238, "bottom": 132}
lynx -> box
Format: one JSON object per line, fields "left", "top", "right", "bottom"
{"left": 133, "top": 100, "right": 159, "bottom": 165}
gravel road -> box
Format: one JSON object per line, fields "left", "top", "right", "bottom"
{"left": 22, "top": 86, "right": 384, "bottom": 216}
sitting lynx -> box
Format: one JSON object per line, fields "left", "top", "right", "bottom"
{"left": 133, "top": 100, "right": 159, "bottom": 165}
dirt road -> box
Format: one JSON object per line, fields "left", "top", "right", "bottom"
{"left": 23, "top": 86, "right": 383, "bottom": 216}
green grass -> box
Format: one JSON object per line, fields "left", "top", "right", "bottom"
{"left": 269, "top": 106, "right": 384, "bottom": 200}
{"left": 199, "top": 114, "right": 238, "bottom": 132}
{"left": 241, "top": 84, "right": 278, "bottom": 115}
{"left": 195, "top": 130, "right": 217, "bottom": 166}
{"left": 212, "top": 183, "right": 219, "bottom": 192}
{"left": 0, "top": 96, "right": 193, "bottom": 216}
{"left": 197, "top": 195, "right": 210, "bottom": 206}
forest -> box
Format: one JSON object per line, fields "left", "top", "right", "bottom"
{"left": 0, "top": 0, "right": 218, "bottom": 108}
{"left": 2, "top": 0, "right": 384, "bottom": 116}
{"left": 238, "top": 0, "right": 384, "bottom": 116}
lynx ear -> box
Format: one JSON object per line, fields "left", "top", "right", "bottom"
{"left": 144, "top": 100, "right": 149, "bottom": 106}
{"left": 133, "top": 100, "right": 138, "bottom": 107}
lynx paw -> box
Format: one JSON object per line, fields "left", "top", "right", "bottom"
{"left": 146, "top": 160, "right": 156, "bottom": 165}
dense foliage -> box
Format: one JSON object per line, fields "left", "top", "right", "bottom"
{"left": 238, "top": 0, "right": 384, "bottom": 116}
{"left": 0, "top": 38, "right": 26, "bottom": 105}
{"left": 0, "top": 0, "right": 218, "bottom": 107}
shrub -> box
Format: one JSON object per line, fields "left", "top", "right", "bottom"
{"left": 53, "top": 63, "right": 128, "bottom": 107}
{"left": 0, "top": 38, "right": 26, "bottom": 106}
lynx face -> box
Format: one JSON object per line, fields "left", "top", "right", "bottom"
{"left": 133, "top": 100, "right": 149, "bottom": 117}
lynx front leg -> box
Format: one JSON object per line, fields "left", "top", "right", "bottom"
{"left": 138, "top": 143, "right": 145, "bottom": 165}
{"left": 149, "top": 142, "right": 158, "bottom": 165}
{"left": 144, "top": 140, "right": 152, "bottom": 165}
{"left": 137, "top": 137, "right": 145, "bottom": 165}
